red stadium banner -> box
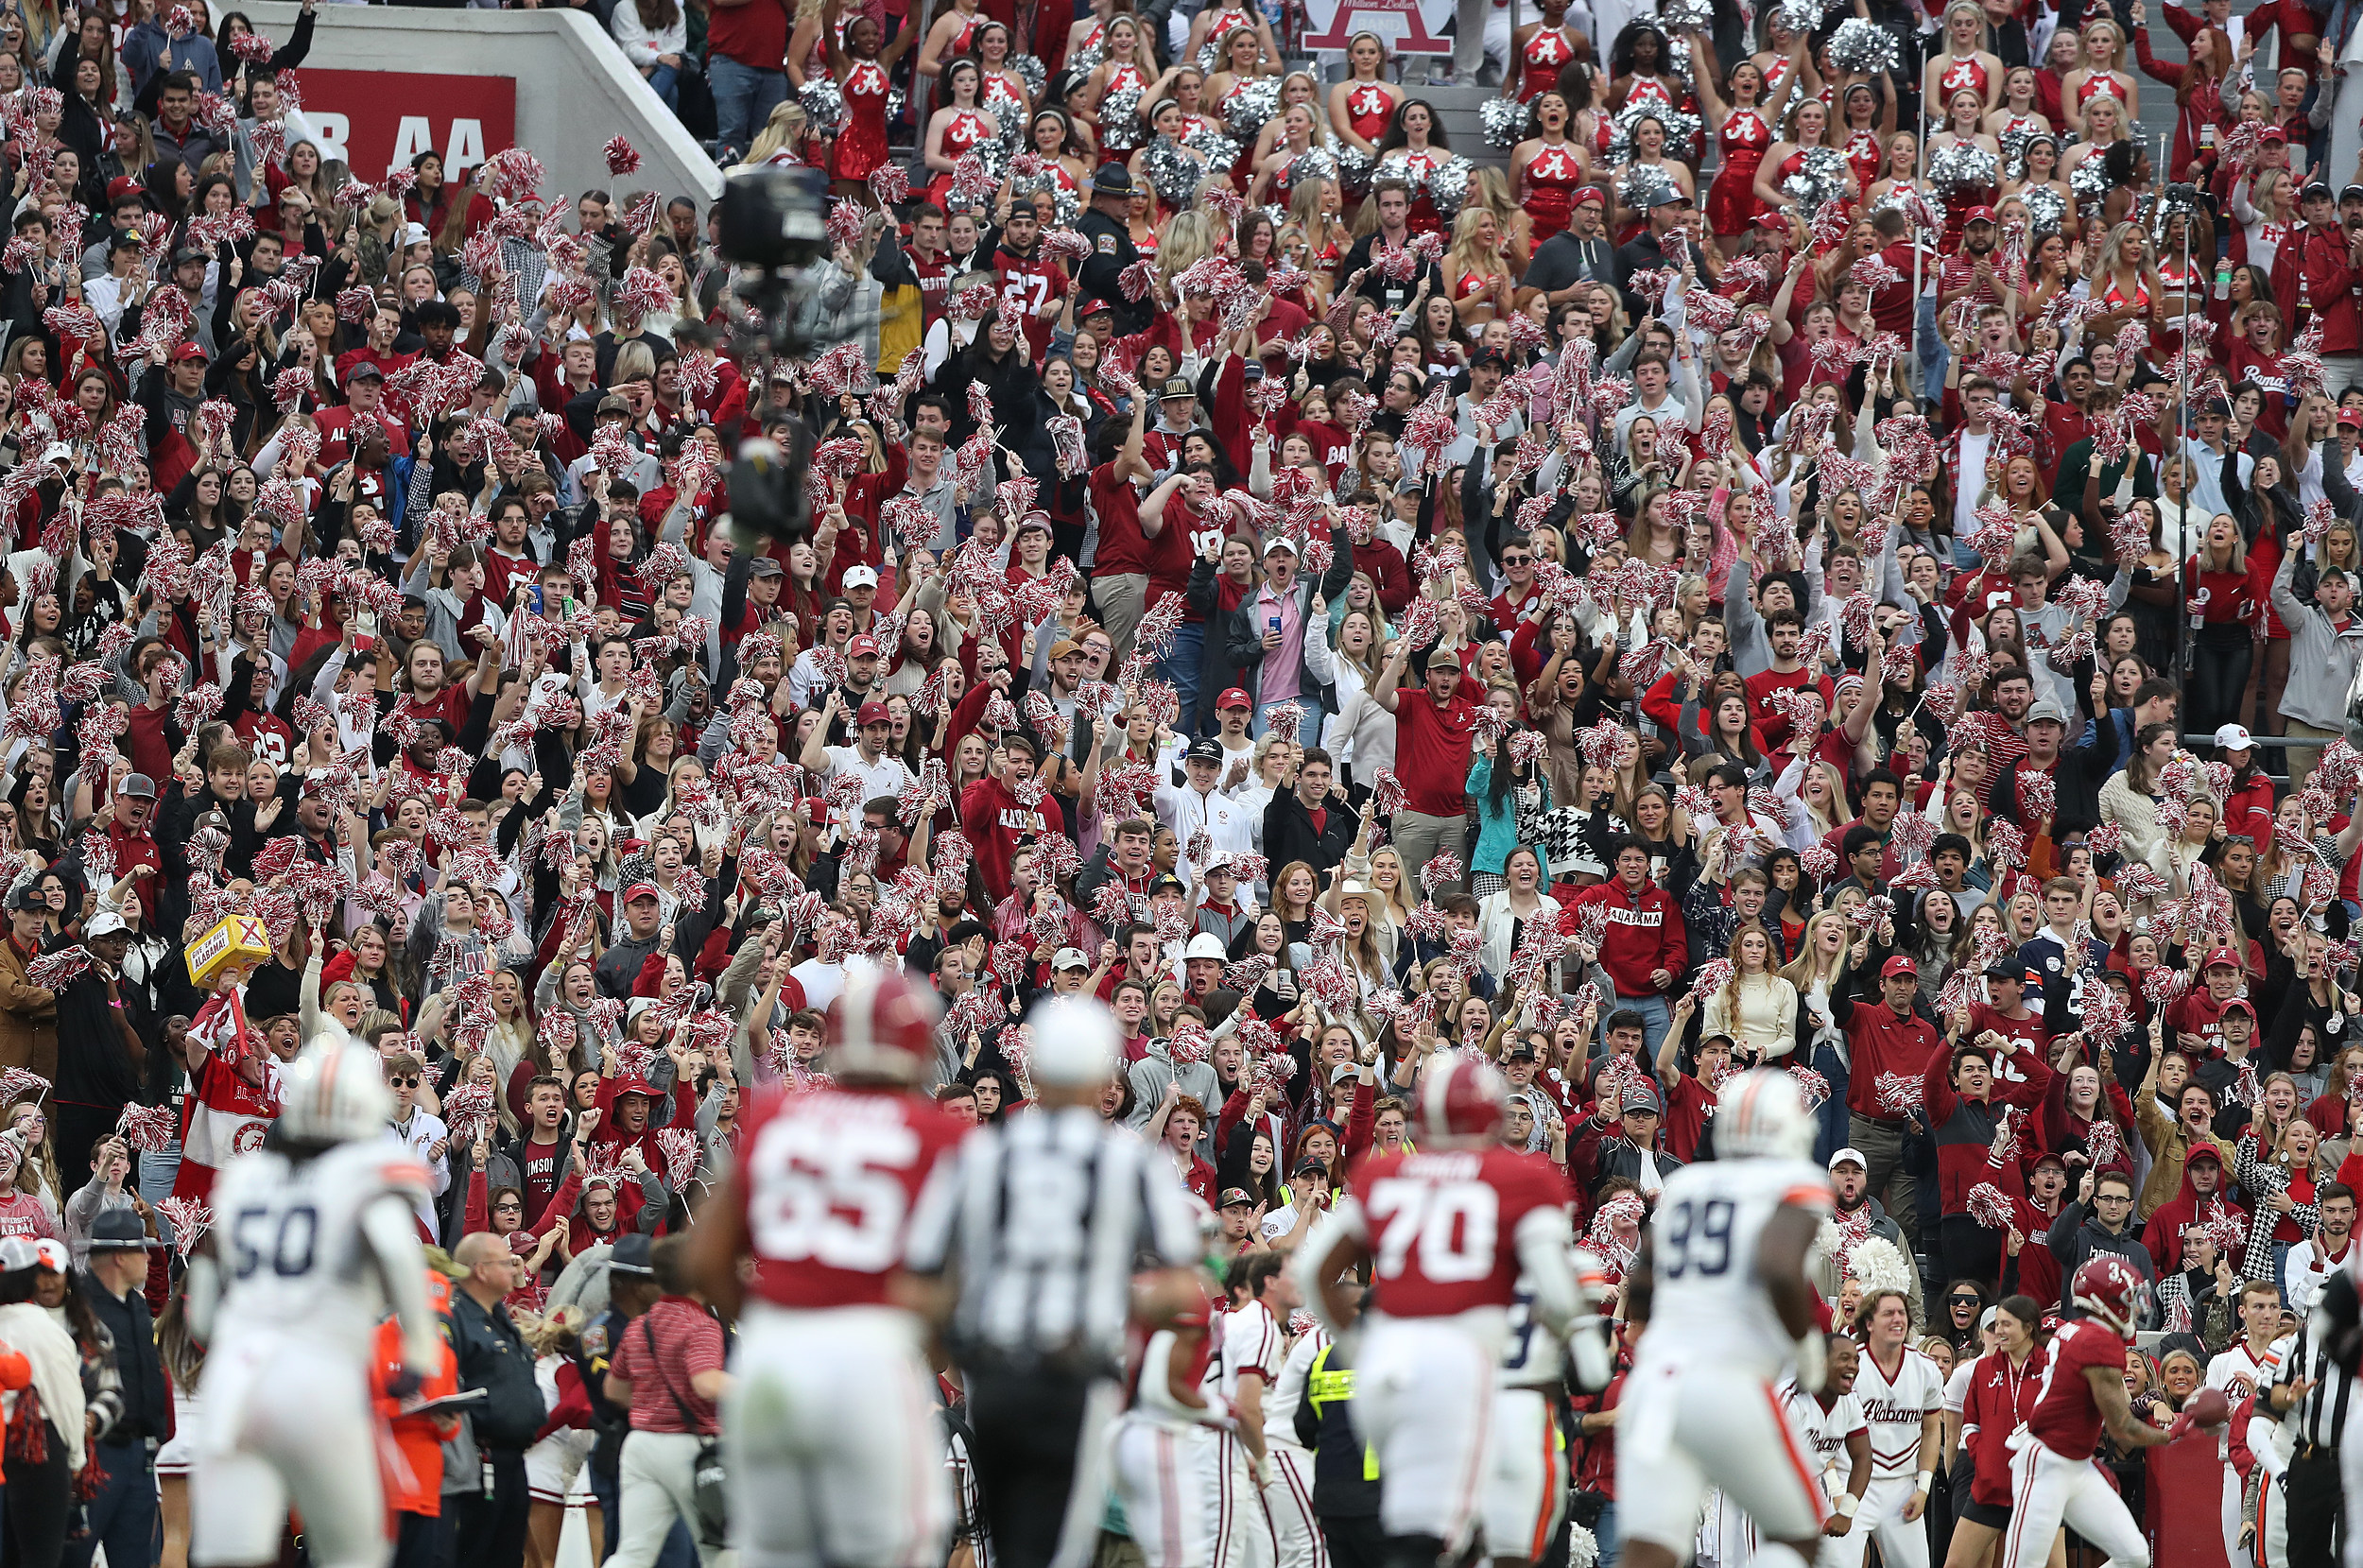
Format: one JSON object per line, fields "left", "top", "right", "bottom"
{"left": 292, "top": 70, "right": 519, "bottom": 182}
{"left": 2147, "top": 1435, "right": 2234, "bottom": 1568}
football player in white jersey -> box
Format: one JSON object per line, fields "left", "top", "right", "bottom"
{"left": 1782, "top": 1333, "right": 1871, "bottom": 1560}
{"left": 186, "top": 1040, "right": 440, "bottom": 1568}
{"left": 1211, "top": 1251, "right": 1289, "bottom": 1568}
{"left": 1113, "top": 1280, "right": 1229, "bottom": 1568}
{"left": 1618, "top": 1071, "right": 1837, "bottom": 1568}
{"left": 1827, "top": 1291, "right": 1942, "bottom": 1568}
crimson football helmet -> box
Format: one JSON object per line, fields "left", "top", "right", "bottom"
{"left": 1417, "top": 1053, "right": 1508, "bottom": 1146}
{"left": 827, "top": 958, "right": 941, "bottom": 1085}
{"left": 2071, "top": 1253, "right": 2148, "bottom": 1336}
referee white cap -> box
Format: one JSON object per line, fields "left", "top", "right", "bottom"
{"left": 1029, "top": 996, "right": 1121, "bottom": 1087}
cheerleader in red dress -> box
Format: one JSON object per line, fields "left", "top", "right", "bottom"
{"left": 923, "top": 60, "right": 1002, "bottom": 209}
{"left": 2061, "top": 17, "right": 2138, "bottom": 137}
{"left": 1609, "top": 111, "right": 1696, "bottom": 241}
{"left": 1185, "top": 0, "right": 1276, "bottom": 73}
{"left": 823, "top": 6, "right": 919, "bottom": 197}
{"left": 1328, "top": 32, "right": 1399, "bottom": 156}
{"left": 1693, "top": 32, "right": 1803, "bottom": 252}
{"left": 1926, "top": 89, "right": 2001, "bottom": 252}
{"left": 1510, "top": 0, "right": 1582, "bottom": 103}
{"left": 1509, "top": 91, "right": 1587, "bottom": 245}
{"left": 1375, "top": 98, "right": 1453, "bottom": 236}
{"left": 918, "top": 0, "right": 988, "bottom": 114}
{"left": 1752, "top": 98, "right": 1857, "bottom": 225}
{"left": 1833, "top": 80, "right": 1895, "bottom": 192}
{"left": 971, "top": 21, "right": 1035, "bottom": 128}
{"left": 1750, "top": 8, "right": 1820, "bottom": 108}
{"left": 1061, "top": 0, "right": 1120, "bottom": 75}
{"left": 1923, "top": 1, "right": 2003, "bottom": 115}
{"left": 1245, "top": 70, "right": 1326, "bottom": 194}
{"left": 1251, "top": 101, "right": 1333, "bottom": 206}
{"left": 998, "top": 108, "right": 1091, "bottom": 217}
{"left": 1982, "top": 65, "right": 2049, "bottom": 139}
{"left": 1076, "top": 14, "right": 1150, "bottom": 152}
{"left": 1606, "top": 23, "right": 1694, "bottom": 157}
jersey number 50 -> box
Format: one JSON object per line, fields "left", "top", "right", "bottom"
{"left": 230, "top": 1204, "right": 319, "bottom": 1280}
{"left": 1657, "top": 1197, "right": 1735, "bottom": 1280}
{"left": 1366, "top": 1179, "right": 1500, "bottom": 1284}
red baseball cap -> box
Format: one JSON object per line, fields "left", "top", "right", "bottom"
{"left": 847, "top": 635, "right": 880, "bottom": 658}
{"left": 1961, "top": 205, "right": 1998, "bottom": 225}
{"left": 2260, "top": 124, "right": 2288, "bottom": 143}
{"left": 1880, "top": 955, "right": 1918, "bottom": 979}
{"left": 168, "top": 341, "right": 205, "bottom": 363}
{"left": 855, "top": 700, "right": 891, "bottom": 726}
{"left": 1572, "top": 186, "right": 1606, "bottom": 206}
{"left": 2202, "top": 946, "right": 2242, "bottom": 970}
{"left": 621, "top": 881, "right": 661, "bottom": 905}
{"left": 105, "top": 176, "right": 142, "bottom": 203}
{"left": 1217, "top": 688, "right": 1251, "bottom": 712}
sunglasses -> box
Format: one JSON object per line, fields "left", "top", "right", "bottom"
{"left": 388, "top": 1076, "right": 420, "bottom": 1087}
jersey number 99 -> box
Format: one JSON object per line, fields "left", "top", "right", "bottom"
{"left": 1657, "top": 1198, "right": 1735, "bottom": 1280}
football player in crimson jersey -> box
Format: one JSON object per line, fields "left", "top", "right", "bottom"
{"left": 1291, "top": 1055, "right": 1601, "bottom": 1568}
{"left": 1614, "top": 1071, "right": 1837, "bottom": 1568}
{"left": 1999, "top": 1256, "right": 2209, "bottom": 1568}
{"left": 682, "top": 960, "right": 972, "bottom": 1568}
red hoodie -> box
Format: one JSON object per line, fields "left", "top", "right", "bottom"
{"left": 1567, "top": 877, "right": 1686, "bottom": 999}
{"left": 2139, "top": 1153, "right": 2246, "bottom": 1275}
{"left": 957, "top": 772, "right": 1064, "bottom": 906}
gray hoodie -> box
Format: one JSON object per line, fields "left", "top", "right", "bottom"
{"left": 2270, "top": 546, "right": 2363, "bottom": 732}
{"left": 1125, "top": 1039, "right": 1219, "bottom": 1136}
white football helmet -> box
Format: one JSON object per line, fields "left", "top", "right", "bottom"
{"left": 1029, "top": 995, "right": 1120, "bottom": 1087}
{"left": 1716, "top": 1069, "right": 1816, "bottom": 1161}
{"left": 278, "top": 1040, "right": 394, "bottom": 1145}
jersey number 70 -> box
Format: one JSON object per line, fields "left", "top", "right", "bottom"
{"left": 1366, "top": 1178, "right": 1500, "bottom": 1284}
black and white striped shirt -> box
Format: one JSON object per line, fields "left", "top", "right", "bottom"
{"left": 2270, "top": 1322, "right": 2354, "bottom": 1451}
{"left": 905, "top": 1105, "right": 1202, "bottom": 1367}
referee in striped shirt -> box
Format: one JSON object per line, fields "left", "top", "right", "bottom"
{"left": 905, "top": 995, "right": 1204, "bottom": 1568}
{"left": 2267, "top": 1306, "right": 2354, "bottom": 1568}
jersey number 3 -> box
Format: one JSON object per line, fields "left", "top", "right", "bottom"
{"left": 1367, "top": 1178, "right": 1500, "bottom": 1284}
{"left": 1658, "top": 1197, "right": 1735, "bottom": 1280}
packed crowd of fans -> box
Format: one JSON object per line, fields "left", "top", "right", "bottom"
{"left": 0, "top": 0, "right": 2354, "bottom": 1564}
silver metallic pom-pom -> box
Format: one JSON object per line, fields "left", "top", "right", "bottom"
{"left": 1100, "top": 82, "right": 1145, "bottom": 149}
{"left": 1620, "top": 163, "right": 1678, "bottom": 211}
{"left": 1925, "top": 139, "right": 1999, "bottom": 196}
{"left": 888, "top": 85, "right": 906, "bottom": 125}
{"left": 1336, "top": 144, "right": 1375, "bottom": 196}
{"left": 1070, "top": 39, "right": 1105, "bottom": 77}
{"left": 1566, "top": 1525, "right": 1600, "bottom": 1568}
{"left": 1774, "top": 0, "right": 1821, "bottom": 35}
{"left": 1659, "top": 0, "right": 1713, "bottom": 31}
{"left": 2025, "top": 183, "right": 2066, "bottom": 233}
{"left": 1286, "top": 146, "right": 1339, "bottom": 188}
{"left": 1665, "top": 35, "right": 1694, "bottom": 86}
{"left": 1780, "top": 146, "right": 1849, "bottom": 215}
{"left": 1225, "top": 75, "right": 1285, "bottom": 142}
{"left": 1184, "top": 125, "right": 1240, "bottom": 170}
{"left": 1479, "top": 95, "right": 1524, "bottom": 150}
{"left": 1425, "top": 154, "right": 1475, "bottom": 222}
{"left": 2068, "top": 152, "right": 2109, "bottom": 200}
{"left": 1143, "top": 137, "right": 1205, "bottom": 207}
{"left": 799, "top": 77, "right": 846, "bottom": 136}
{"left": 1012, "top": 53, "right": 1046, "bottom": 98}
{"left": 1827, "top": 17, "right": 1899, "bottom": 75}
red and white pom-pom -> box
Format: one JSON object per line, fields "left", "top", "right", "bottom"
{"left": 1874, "top": 1072, "right": 1923, "bottom": 1113}
{"left": 1694, "top": 958, "right": 1734, "bottom": 998}
{"left": 1965, "top": 1182, "right": 2015, "bottom": 1230}
{"left": 1799, "top": 843, "right": 1837, "bottom": 881}
{"left": 1786, "top": 1065, "right": 1831, "bottom": 1111}
{"left": 603, "top": 135, "right": 642, "bottom": 178}
{"left": 1985, "top": 817, "right": 2027, "bottom": 872}
{"left": 1369, "top": 769, "right": 1406, "bottom": 819}
{"left": 1418, "top": 853, "right": 1462, "bottom": 897}
{"left": 440, "top": 1081, "right": 497, "bottom": 1149}
{"left": 156, "top": 1198, "right": 211, "bottom": 1258}
{"left": 26, "top": 946, "right": 89, "bottom": 990}
{"left": 653, "top": 1126, "right": 701, "bottom": 1191}
{"left": 2144, "top": 967, "right": 2190, "bottom": 1005}
{"left": 114, "top": 1101, "right": 177, "bottom": 1154}
{"left": 0, "top": 1069, "right": 50, "bottom": 1108}
{"left": 868, "top": 163, "right": 910, "bottom": 206}
{"left": 2086, "top": 1118, "right": 2128, "bottom": 1168}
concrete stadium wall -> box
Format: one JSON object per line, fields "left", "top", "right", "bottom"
{"left": 240, "top": 0, "right": 724, "bottom": 206}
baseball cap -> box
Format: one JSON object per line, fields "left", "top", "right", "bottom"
{"left": 747, "top": 555, "right": 785, "bottom": 577}
{"left": 1644, "top": 184, "right": 1692, "bottom": 208}
{"left": 1504, "top": 1042, "right": 1539, "bottom": 1061}
{"left": 2259, "top": 124, "right": 2289, "bottom": 143}
{"left": 116, "top": 773, "right": 157, "bottom": 800}
{"left": 2214, "top": 723, "right": 2254, "bottom": 750}
{"left": 347, "top": 359, "right": 387, "bottom": 385}
{"left": 847, "top": 634, "right": 881, "bottom": 659}
{"left": 1147, "top": 873, "right": 1185, "bottom": 897}
{"left": 1263, "top": 535, "right": 1299, "bottom": 557}
{"left": 2202, "top": 946, "right": 2242, "bottom": 970}
{"left": 2305, "top": 180, "right": 2335, "bottom": 199}
{"left": 2221, "top": 998, "right": 2257, "bottom": 1019}
{"left": 7, "top": 887, "right": 41, "bottom": 913}
{"left": 1621, "top": 1082, "right": 1663, "bottom": 1114}
{"left": 1160, "top": 375, "right": 1195, "bottom": 400}
{"left": 2025, "top": 698, "right": 2067, "bottom": 727}
{"left": 171, "top": 247, "right": 207, "bottom": 267}
{"left": 1184, "top": 933, "right": 1227, "bottom": 962}
{"left": 1049, "top": 638, "right": 1083, "bottom": 660}
{"left": 105, "top": 175, "right": 142, "bottom": 203}
{"left": 2187, "top": 1145, "right": 2224, "bottom": 1167}
{"left": 1961, "top": 204, "right": 1998, "bottom": 225}
{"left": 1293, "top": 1157, "right": 1329, "bottom": 1178}
{"left": 1185, "top": 736, "right": 1224, "bottom": 765}
{"left": 167, "top": 342, "right": 205, "bottom": 365}
{"left": 610, "top": 1074, "right": 660, "bottom": 1100}
{"left": 2345, "top": 184, "right": 2363, "bottom": 204}
{"left": 1218, "top": 1187, "right": 1257, "bottom": 1210}
{"left": 1014, "top": 513, "right": 1052, "bottom": 537}
{"left": 1053, "top": 947, "right": 1092, "bottom": 972}
{"left": 595, "top": 391, "right": 629, "bottom": 417}
{"left": 1573, "top": 186, "right": 1606, "bottom": 206}
{"left": 1984, "top": 960, "right": 2032, "bottom": 982}
{"left": 399, "top": 221, "right": 430, "bottom": 247}
{"left": 622, "top": 881, "right": 661, "bottom": 905}
{"left": 1828, "top": 1146, "right": 1867, "bottom": 1170}
{"left": 843, "top": 565, "right": 880, "bottom": 590}
{"left": 1217, "top": 688, "right": 1251, "bottom": 712}
{"left": 2032, "top": 1150, "right": 2068, "bottom": 1170}
{"left": 1077, "top": 292, "right": 1116, "bottom": 319}
{"left": 1880, "top": 955, "right": 1919, "bottom": 979}
{"left": 855, "top": 699, "right": 891, "bottom": 726}
{"left": 2339, "top": 409, "right": 2361, "bottom": 430}
{"left": 83, "top": 911, "right": 128, "bottom": 939}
